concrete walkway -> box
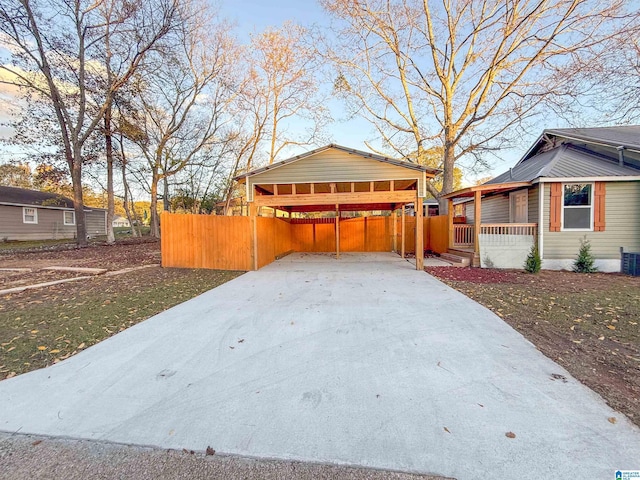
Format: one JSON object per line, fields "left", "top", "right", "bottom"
{"left": 0, "top": 253, "right": 638, "bottom": 479}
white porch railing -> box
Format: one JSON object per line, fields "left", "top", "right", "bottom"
{"left": 479, "top": 223, "right": 537, "bottom": 236}
{"left": 453, "top": 223, "right": 538, "bottom": 248}
{"left": 453, "top": 224, "right": 474, "bottom": 247}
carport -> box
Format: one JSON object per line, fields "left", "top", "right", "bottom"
{"left": 234, "top": 144, "right": 439, "bottom": 271}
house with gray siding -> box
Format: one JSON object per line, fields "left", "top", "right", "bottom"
{"left": 444, "top": 126, "right": 640, "bottom": 272}
{"left": 0, "top": 186, "right": 107, "bottom": 241}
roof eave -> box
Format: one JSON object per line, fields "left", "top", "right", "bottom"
{"left": 442, "top": 181, "right": 532, "bottom": 199}
{"left": 233, "top": 143, "right": 437, "bottom": 181}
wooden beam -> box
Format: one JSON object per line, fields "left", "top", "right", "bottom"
{"left": 310, "top": 183, "right": 315, "bottom": 194}
{"left": 291, "top": 183, "right": 296, "bottom": 195}
{"left": 390, "top": 180, "right": 395, "bottom": 192}
{"left": 370, "top": 181, "right": 374, "bottom": 192}
{"left": 351, "top": 182, "right": 355, "bottom": 193}
{"left": 253, "top": 190, "right": 417, "bottom": 207}
{"left": 273, "top": 184, "right": 278, "bottom": 195}
{"left": 401, "top": 205, "right": 406, "bottom": 259}
{"left": 415, "top": 195, "right": 424, "bottom": 271}
{"left": 249, "top": 202, "right": 258, "bottom": 271}
{"left": 330, "top": 182, "right": 336, "bottom": 193}
{"left": 448, "top": 198, "right": 454, "bottom": 250}
{"left": 335, "top": 204, "right": 340, "bottom": 259}
{"left": 474, "top": 190, "right": 481, "bottom": 255}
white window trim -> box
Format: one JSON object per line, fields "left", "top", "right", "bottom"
{"left": 509, "top": 190, "right": 528, "bottom": 223}
{"left": 560, "top": 182, "right": 594, "bottom": 232}
{"left": 23, "top": 207, "right": 38, "bottom": 224}
{"left": 63, "top": 210, "right": 76, "bottom": 226}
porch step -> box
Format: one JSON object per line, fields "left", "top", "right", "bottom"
{"left": 448, "top": 248, "right": 481, "bottom": 267}
{"left": 440, "top": 252, "right": 471, "bottom": 267}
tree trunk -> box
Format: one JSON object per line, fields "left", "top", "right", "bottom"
{"left": 150, "top": 170, "right": 160, "bottom": 238}
{"left": 104, "top": 104, "right": 116, "bottom": 244}
{"left": 120, "top": 157, "right": 138, "bottom": 237}
{"left": 163, "top": 175, "right": 170, "bottom": 212}
{"left": 438, "top": 139, "right": 456, "bottom": 215}
{"left": 70, "top": 147, "right": 87, "bottom": 246}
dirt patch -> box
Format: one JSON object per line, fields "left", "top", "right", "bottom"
{"left": 426, "top": 267, "right": 640, "bottom": 427}
{"left": 0, "top": 239, "right": 161, "bottom": 289}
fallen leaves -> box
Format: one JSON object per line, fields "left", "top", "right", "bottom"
{"left": 505, "top": 432, "right": 516, "bottom": 439}
{"left": 608, "top": 417, "right": 617, "bottom": 424}
{"left": 443, "top": 427, "right": 451, "bottom": 434}
{"left": 206, "top": 446, "right": 215, "bottom": 455}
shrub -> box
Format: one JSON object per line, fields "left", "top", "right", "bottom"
{"left": 573, "top": 236, "right": 598, "bottom": 273}
{"left": 524, "top": 244, "right": 541, "bottom": 273}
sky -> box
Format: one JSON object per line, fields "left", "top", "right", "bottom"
{"left": 0, "top": 0, "right": 564, "bottom": 186}
{"left": 217, "top": 0, "right": 537, "bottom": 182}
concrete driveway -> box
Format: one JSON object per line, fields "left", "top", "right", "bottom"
{"left": 0, "top": 252, "right": 638, "bottom": 479}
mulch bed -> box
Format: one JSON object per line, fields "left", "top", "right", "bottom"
{"left": 426, "top": 267, "right": 640, "bottom": 428}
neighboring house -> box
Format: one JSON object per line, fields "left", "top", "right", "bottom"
{"left": 0, "top": 186, "right": 107, "bottom": 241}
{"left": 112, "top": 216, "right": 130, "bottom": 228}
{"left": 444, "top": 126, "right": 640, "bottom": 272}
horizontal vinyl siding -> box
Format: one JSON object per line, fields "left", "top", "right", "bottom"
{"left": 465, "top": 202, "right": 474, "bottom": 223}
{"left": 0, "top": 205, "right": 76, "bottom": 240}
{"left": 543, "top": 181, "right": 640, "bottom": 259}
{"left": 528, "top": 185, "right": 539, "bottom": 224}
{"left": 86, "top": 210, "right": 107, "bottom": 236}
{"left": 480, "top": 194, "right": 510, "bottom": 223}
{"left": 248, "top": 148, "right": 425, "bottom": 199}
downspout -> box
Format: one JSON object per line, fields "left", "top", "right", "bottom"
{"left": 616, "top": 146, "right": 625, "bottom": 167}
{"left": 538, "top": 182, "right": 544, "bottom": 264}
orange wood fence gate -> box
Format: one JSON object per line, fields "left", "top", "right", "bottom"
{"left": 161, "top": 212, "right": 449, "bottom": 271}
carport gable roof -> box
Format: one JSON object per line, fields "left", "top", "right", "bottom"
{"left": 234, "top": 144, "right": 440, "bottom": 183}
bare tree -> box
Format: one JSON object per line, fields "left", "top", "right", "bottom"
{"left": 132, "top": 15, "right": 240, "bottom": 237}
{"left": 0, "top": 0, "right": 179, "bottom": 244}
{"left": 220, "top": 22, "right": 331, "bottom": 214}
{"left": 321, "top": 0, "right": 640, "bottom": 210}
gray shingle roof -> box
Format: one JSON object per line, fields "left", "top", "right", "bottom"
{"left": 486, "top": 144, "right": 640, "bottom": 184}
{"left": 0, "top": 186, "right": 74, "bottom": 208}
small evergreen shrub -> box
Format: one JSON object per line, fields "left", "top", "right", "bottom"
{"left": 524, "top": 244, "right": 541, "bottom": 273}
{"left": 573, "top": 236, "right": 598, "bottom": 273}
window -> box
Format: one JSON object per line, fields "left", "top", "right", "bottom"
{"left": 63, "top": 211, "right": 75, "bottom": 225}
{"left": 23, "top": 207, "right": 38, "bottom": 224}
{"left": 563, "top": 183, "right": 592, "bottom": 230}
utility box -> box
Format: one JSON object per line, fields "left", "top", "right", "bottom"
{"left": 621, "top": 249, "right": 640, "bottom": 276}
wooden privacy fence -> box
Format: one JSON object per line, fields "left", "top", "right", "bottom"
{"left": 161, "top": 212, "right": 450, "bottom": 271}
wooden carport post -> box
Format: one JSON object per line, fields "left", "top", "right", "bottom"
{"left": 415, "top": 194, "right": 424, "bottom": 270}
{"left": 392, "top": 208, "right": 397, "bottom": 253}
{"left": 474, "top": 190, "right": 481, "bottom": 259}
{"left": 249, "top": 202, "right": 258, "bottom": 270}
{"left": 448, "top": 198, "right": 455, "bottom": 250}
{"left": 335, "top": 204, "right": 340, "bottom": 259}
{"left": 401, "top": 204, "right": 406, "bottom": 258}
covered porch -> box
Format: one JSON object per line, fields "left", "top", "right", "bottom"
{"left": 443, "top": 182, "right": 538, "bottom": 268}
